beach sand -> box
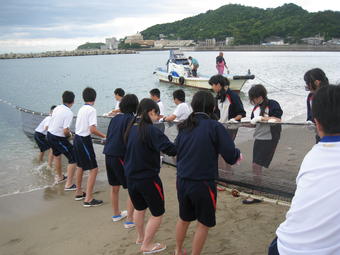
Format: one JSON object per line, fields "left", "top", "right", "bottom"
{"left": 0, "top": 163, "right": 288, "bottom": 255}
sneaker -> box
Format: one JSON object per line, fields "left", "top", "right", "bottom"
{"left": 83, "top": 199, "right": 103, "bottom": 207}
{"left": 124, "top": 221, "right": 135, "bottom": 229}
{"left": 64, "top": 184, "right": 77, "bottom": 191}
{"left": 112, "top": 210, "right": 128, "bottom": 222}
{"left": 55, "top": 175, "right": 67, "bottom": 184}
{"left": 74, "top": 192, "right": 86, "bottom": 201}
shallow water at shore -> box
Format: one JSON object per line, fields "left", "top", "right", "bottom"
{"left": 0, "top": 51, "right": 339, "bottom": 196}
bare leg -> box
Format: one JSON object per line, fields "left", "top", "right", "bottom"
{"left": 191, "top": 222, "right": 210, "bottom": 255}
{"left": 54, "top": 155, "right": 63, "bottom": 180}
{"left": 141, "top": 215, "right": 164, "bottom": 252}
{"left": 38, "top": 151, "right": 44, "bottom": 163}
{"left": 175, "top": 219, "right": 190, "bottom": 255}
{"left": 75, "top": 167, "right": 84, "bottom": 196}
{"left": 47, "top": 149, "right": 53, "bottom": 168}
{"left": 65, "top": 163, "right": 76, "bottom": 188}
{"left": 84, "top": 167, "right": 98, "bottom": 202}
{"left": 134, "top": 209, "right": 146, "bottom": 244}
{"left": 111, "top": 185, "right": 120, "bottom": 215}
{"left": 126, "top": 195, "right": 134, "bottom": 222}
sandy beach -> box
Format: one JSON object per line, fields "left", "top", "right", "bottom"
{"left": 0, "top": 162, "right": 288, "bottom": 255}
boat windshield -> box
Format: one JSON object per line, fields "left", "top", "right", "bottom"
{"left": 173, "top": 58, "right": 189, "bottom": 65}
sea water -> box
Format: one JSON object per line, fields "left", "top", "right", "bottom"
{"left": 0, "top": 50, "right": 339, "bottom": 196}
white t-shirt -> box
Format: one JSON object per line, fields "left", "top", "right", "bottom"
{"left": 157, "top": 101, "right": 165, "bottom": 116}
{"left": 75, "top": 104, "right": 97, "bottom": 137}
{"left": 48, "top": 105, "right": 73, "bottom": 137}
{"left": 276, "top": 137, "right": 340, "bottom": 255}
{"left": 114, "top": 100, "right": 120, "bottom": 110}
{"left": 35, "top": 116, "right": 51, "bottom": 135}
{"left": 173, "top": 102, "right": 191, "bottom": 122}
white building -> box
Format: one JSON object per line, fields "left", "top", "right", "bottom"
{"left": 104, "top": 37, "right": 119, "bottom": 50}
{"left": 301, "top": 35, "right": 324, "bottom": 45}
{"left": 225, "top": 37, "right": 234, "bottom": 45}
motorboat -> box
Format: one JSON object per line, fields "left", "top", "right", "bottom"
{"left": 154, "top": 50, "right": 255, "bottom": 92}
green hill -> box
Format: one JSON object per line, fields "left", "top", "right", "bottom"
{"left": 141, "top": 3, "right": 340, "bottom": 45}
{"left": 77, "top": 42, "right": 105, "bottom": 50}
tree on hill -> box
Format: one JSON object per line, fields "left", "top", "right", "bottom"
{"left": 141, "top": 3, "right": 340, "bottom": 45}
{"left": 77, "top": 42, "right": 105, "bottom": 50}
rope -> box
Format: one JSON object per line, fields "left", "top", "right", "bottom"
{"left": 256, "top": 76, "right": 306, "bottom": 97}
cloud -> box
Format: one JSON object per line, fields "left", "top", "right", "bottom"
{"left": 0, "top": 0, "right": 339, "bottom": 52}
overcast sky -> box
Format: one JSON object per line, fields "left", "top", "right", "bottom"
{"left": 1, "top": 0, "right": 339, "bottom": 53}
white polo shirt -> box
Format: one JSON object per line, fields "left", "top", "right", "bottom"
{"left": 157, "top": 101, "right": 165, "bottom": 116}
{"left": 276, "top": 136, "right": 340, "bottom": 255}
{"left": 173, "top": 102, "right": 191, "bottom": 122}
{"left": 35, "top": 116, "right": 51, "bottom": 135}
{"left": 48, "top": 105, "right": 73, "bottom": 137}
{"left": 75, "top": 104, "right": 97, "bottom": 137}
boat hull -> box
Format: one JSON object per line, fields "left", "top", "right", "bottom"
{"left": 155, "top": 70, "right": 254, "bottom": 92}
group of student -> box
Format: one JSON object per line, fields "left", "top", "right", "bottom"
{"left": 32, "top": 67, "right": 339, "bottom": 254}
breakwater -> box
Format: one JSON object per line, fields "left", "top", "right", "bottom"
{"left": 0, "top": 49, "right": 136, "bottom": 59}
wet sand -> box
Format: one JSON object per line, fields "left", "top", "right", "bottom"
{"left": 0, "top": 164, "right": 288, "bottom": 255}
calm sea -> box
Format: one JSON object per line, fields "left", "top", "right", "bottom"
{"left": 0, "top": 51, "right": 339, "bottom": 196}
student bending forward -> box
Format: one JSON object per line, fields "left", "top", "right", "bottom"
{"left": 174, "top": 91, "right": 241, "bottom": 255}
{"left": 124, "top": 98, "right": 177, "bottom": 254}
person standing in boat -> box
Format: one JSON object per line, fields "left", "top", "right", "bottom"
{"left": 209, "top": 74, "right": 246, "bottom": 140}
{"left": 216, "top": 52, "right": 229, "bottom": 75}
{"left": 188, "top": 56, "right": 199, "bottom": 77}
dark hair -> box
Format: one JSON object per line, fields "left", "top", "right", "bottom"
{"left": 312, "top": 84, "right": 340, "bottom": 134}
{"left": 114, "top": 88, "right": 125, "bottom": 97}
{"left": 50, "top": 105, "right": 57, "bottom": 111}
{"left": 188, "top": 56, "right": 192, "bottom": 59}
{"left": 62, "top": 91, "right": 75, "bottom": 104}
{"left": 178, "top": 91, "right": 215, "bottom": 131}
{"left": 119, "top": 94, "right": 139, "bottom": 114}
{"left": 150, "top": 88, "right": 161, "bottom": 98}
{"left": 173, "top": 89, "right": 185, "bottom": 102}
{"left": 304, "top": 68, "right": 329, "bottom": 91}
{"left": 208, "top": 74, "right": 230, "bottom": 87}
{"left": 82, "top": 87, "right": 96, "bottom": 102}
{"left": 124, "top": 98, "right": 160, "bottom": 143}
{"left": 248, "top": 84, "right": 269, "bottom": 116}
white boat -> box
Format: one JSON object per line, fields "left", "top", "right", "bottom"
{"left": 154, "top": 50, "right": 255, "bottom": 92}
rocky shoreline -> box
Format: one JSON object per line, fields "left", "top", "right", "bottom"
{"left": 0, "top": 49, "right": 136, "bottom": 60}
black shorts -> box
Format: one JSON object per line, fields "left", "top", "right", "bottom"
{"left": 177, "top": 178, "right": 217, "bottom": 227}
{"left": 73, "top": 135, "right": 98, "bottom": 170}
{"left": 253, "top": 139, "right": 279, "bottom": 168}
{"left": 46, "top": 132, "right": 76, "bottom": 164}
{"left": 105, "top": 155, "right": 127, "bottom": 188}
{"left": 127, "top": 176, "right": 165, "bottom": 217}
{"left": 34, "top": 132, "right": 50, "bottom": 152}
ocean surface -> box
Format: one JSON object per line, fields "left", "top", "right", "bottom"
{"left": 0, "top": 50, "right": 339, "bottom": 196}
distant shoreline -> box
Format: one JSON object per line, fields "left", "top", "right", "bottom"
{"left": 139, "top": 45, "right": 340, "bottom": 52}
{"left": 0, "top": 49, "right": 137, "bottom": 60}
{"left": 1, "top": 45, "right": 339, "bottom": 60}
